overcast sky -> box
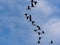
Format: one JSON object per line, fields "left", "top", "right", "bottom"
{"left": 0, "top": 0, "right": 60, "bottom": 45}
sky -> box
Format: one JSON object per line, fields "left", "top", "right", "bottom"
{"left": 0, "top": 0, "right": 60, "bottom": 45}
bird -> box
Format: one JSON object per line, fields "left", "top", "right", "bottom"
{"left": 31, "top": 0, "right": 34, "bottom": 7}
{"left": 25, "top": 13, "right": 28, "bottom": 20}
{"left": 38, "top": 32, "right": 41, "bottom": 35}
{"left": 25, "top": 13, "right": 28, "bottom": 16}
{"left": 38, "top": 40, "right": 40, "bottom": 44}
{"left": 39, "top": 37, "right": 42, "bottom": 40}
{"left": 36, "top": 25, "right": 41, "bottom": 30}
{"left": 27, "top": 6, "right": 31, "bottom": 10}
{"left": 31, "top": 3, "right": 34, "bottom": 7}
{"left": 31, "top": 0, "right": 34, "bottom": 3}
{"left": 34, "top": 30, "right": 37, "bottom": 32}
{"left": 29, "top": 15, "right": 32, "bottom": 21}
{"left": 25, "top": 14, "right": 32, "bottom": 21}
{"left": 50, "top": 40, "right": 53, "bottom": 44}
{"left": 32, "top": 21, "right": 36, "bottom": 26}
{"left": 42, "top": 31, "right": 45, "bottom": 34}
{"left": 34, "top": 1, "right": 37, "bottom": 5}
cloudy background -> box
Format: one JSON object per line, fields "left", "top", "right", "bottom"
{"left": 0, "top": 0, "right": 60, "bottom": 45}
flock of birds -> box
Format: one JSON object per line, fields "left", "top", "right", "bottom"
{"left": 24, "top": 0, "right": 54, "bottom": 44}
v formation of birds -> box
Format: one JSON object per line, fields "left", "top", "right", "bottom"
{"left": 24, "top": 0, "right": 54, "bottom": 45}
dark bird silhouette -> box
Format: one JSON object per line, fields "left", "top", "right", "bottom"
{"left": 38, "top": 32, "right": 41, "bottom": 35}
{"left": 31, "top": 0, "right": 34, "bottom": 3}
{"left": 32, "top": 21, "right": 36, "bottom": 26}
{"left": 42, "top": 31, "right": 44, "bottom": 34}
{"left": 27, "top": 6, "right": 31, "bottom": 10}
{"left": 31, "top": 3, "right": 34, "bottom": 7}
{"left": 50, "top": 40, "right": 53, "bottom": 44}
{"left": 36, "top": 25, "right": 41, "bottom": 30}
{"left": 25, "top": 13, "right": 28, "bottom": 19}
{"left": 34, "top": 30, "right": 37, "bottom": 32}
{"left": 29, "top": 15, "right": 32, "bottom": 21}
{"left": 34, "top": 1, "right": 37, "bottom": 5}
{"left": 38, "top": 40, "right": 40, "bottom": 44}
{"left": 25, "top": 13, "right": 28, "bottom": 16}
{"left": 31, "top": 0, "right": 34, "bottom": 7}
{"left": 25, "top": 14, "right": 32, "bottom": 21}
{"left": 39, "top": 37, "right": 41, "bottom": 40}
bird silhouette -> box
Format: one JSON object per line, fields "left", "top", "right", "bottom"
{"left": 42, "top": 31, "right": 44, "bottom": 34}
{"left": 31, "top": 0, "right": 35, "bottom": 7}
{"left": 34, "top": 1, "right": 37, "bottom": 5}
{"left": 25, "top": 13, "right": 28, "bottom": 20}
{"left": 36, "top": 25, "right": 41, "bottom": 30}
{"left": 29, "top": 15, "right": 32, "bottom": 21}
{"left": 31, "top": 0, "right": 34, "bottom": 3}
{"left": 25, "top": 13, "right": 28, "bottom": 16}
{"left": 31, "top": 3, "right": 34, "bottom": 7}
{"left": 38, "top": 32, "right": 41, "bottom": 35}
{"left": 27, "top": 6, "right": 31, "bottom": 10}
{"left": 32, "top": 21, "right": 36, "bottom": 26}
{"left": 39, "top": 37, "right": 42, "bottom": 40}
{"left": 25, "top": 14, "right": 32, "bottom": 21}
{"left": 50, "top": 40, "right": 53, "bottom": 44}
{"left": 38, "top": 40, "right": 40, "bottom": 44}
{"left": 34, "top": 30, "right": 37, "bottom": 32}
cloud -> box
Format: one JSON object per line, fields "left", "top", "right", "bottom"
{"left": 43, "top": 18, "right": 60, "bottom": 40}
{"left": 35, "top": 0, "right": 53, "bottom": 16}
{"left": 34, "top": 0, "right": 60, "bottom": 17}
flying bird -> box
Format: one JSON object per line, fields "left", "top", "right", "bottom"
{"left": 29, "top": 15, "right": 32, "bottom": 21}
{"left": 50, "top": 40, "right": 54, "bottom": 44}
{"left": 34, "top": 30, "right": 37, "bottom": 32}
{"left": 27, "top": 6, "right": 31, "bottom": 10}
{"left": 25, "top": 13, "right": 28, "bottom": 19}
{"left": 31, "top": 3, "right": 34, "bottom": 7}
{"left": 34, "top": 1, "right": 37, "bottom": 5}
{"left": 39, "top": 37, "right": 42, "bottom": 40}
{"left": 38, "top": 40, "right": 40, "bottom": 44}
{"left": 25, "top": 14, "right": 32, "bottom": 21}
{"left": 31, "top": 0, "right": 34, "bottom": 3}
{"left": 31, "top": 0, "right": 34, "bottom": 7}
{"left": 42, "top": 31, "right": 45, "bottom": 34}
{"left": 25, "top": 13, "right": 27, "bottom": 16}
{"left": 32, "top": 21, "right": 36, "bottom": 26}
{"left": 38, "top": 32, "right": 41, "bottom": 35}
{"left": 36, "top": 25, "right": 41, "bottom": 30}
